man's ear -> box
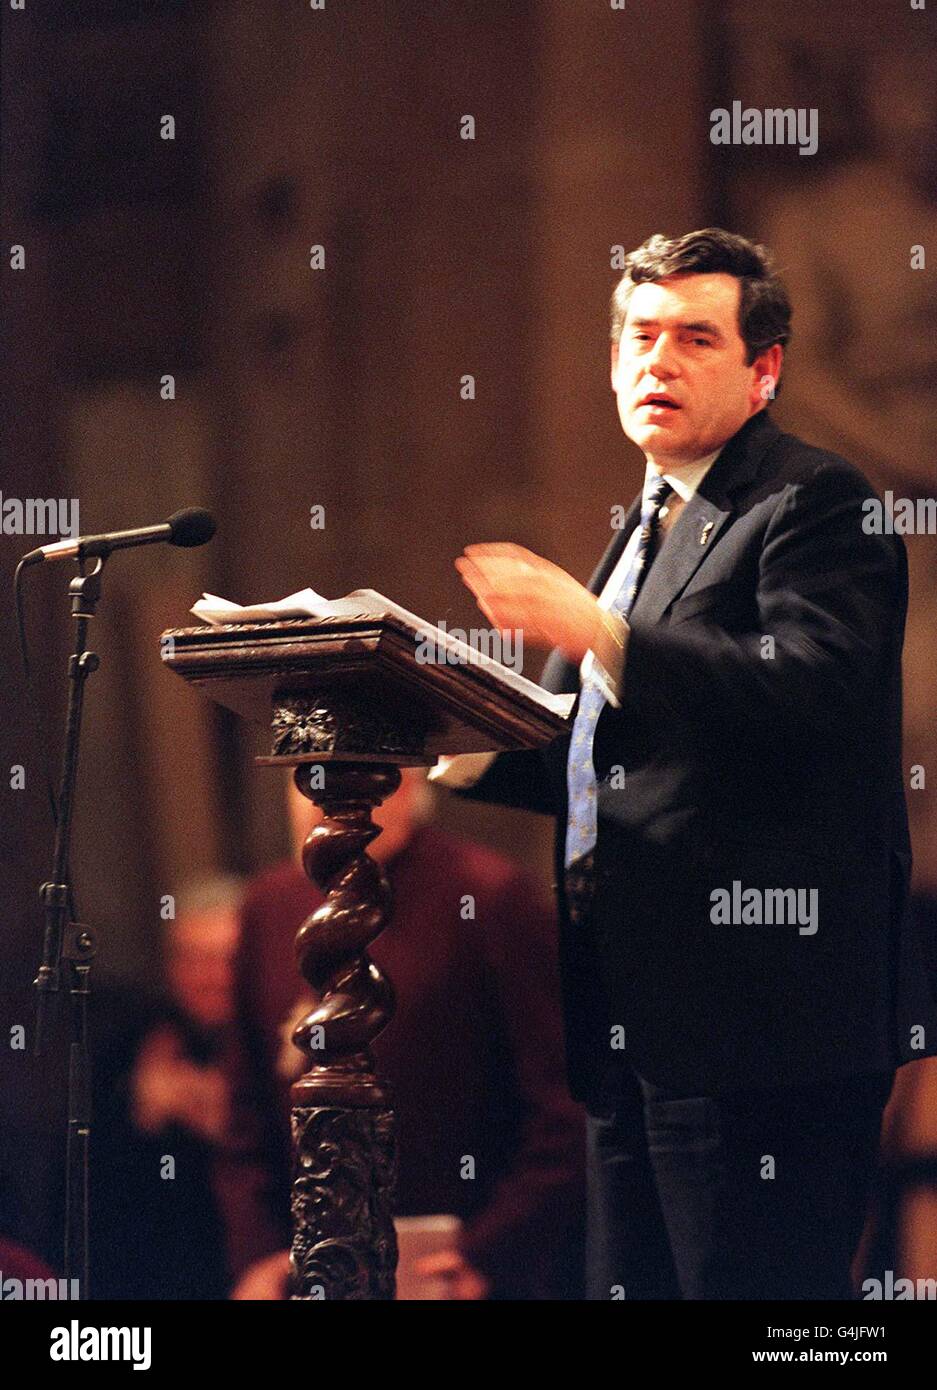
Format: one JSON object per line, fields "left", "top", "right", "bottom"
{"left": 610, "top": 341, "right": 619, "bottom": 389}
{"left": 751, "top": 343, "right": 783, "bottom": 404}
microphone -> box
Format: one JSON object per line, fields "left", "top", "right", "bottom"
{"left": 21, "top": 507, "right": 216, "bottom": 566}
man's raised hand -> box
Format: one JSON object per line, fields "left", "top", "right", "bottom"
{"left": 455, "top": 542, "right": 602, "bottom": 664}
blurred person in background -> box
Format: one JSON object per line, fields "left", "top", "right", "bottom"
{"left": 83, "top": 876, "right": 243, "bottom": 1299}
{"left": 214, "top": 767, "right": 585, "bottom": 1300}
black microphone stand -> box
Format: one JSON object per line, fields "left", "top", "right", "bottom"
{"left": 33, "top": 554, "right": 105, "bottom": 1300}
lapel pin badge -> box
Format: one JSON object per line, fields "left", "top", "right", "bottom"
{"left": 700, "top": 521, "right": 714, "bottom": 545}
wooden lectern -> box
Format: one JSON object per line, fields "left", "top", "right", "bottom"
{"left": 160, "top": 611, "right": 567, "bottom": 1300}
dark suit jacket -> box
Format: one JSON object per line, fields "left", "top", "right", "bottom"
{"left": 457, "top": 409, "right": 937, "bottom": 1104}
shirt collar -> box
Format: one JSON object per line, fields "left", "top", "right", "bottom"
{"left": 643, "top": 447, "right": 722, "bottom": 504}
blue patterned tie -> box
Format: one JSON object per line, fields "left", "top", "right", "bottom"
{"left": 564, "top": 473, "right": 672, "bottom": 870}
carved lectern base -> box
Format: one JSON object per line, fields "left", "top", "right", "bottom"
{"left": 285, "top": 757, "right": 414, "bottom": 1300}
{"left": 290, "top": 1105, "right": 397, "bottom": 1300}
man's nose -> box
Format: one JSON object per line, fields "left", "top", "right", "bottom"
{"left": 644, "top": 333, "right": 679, "bottom": 377}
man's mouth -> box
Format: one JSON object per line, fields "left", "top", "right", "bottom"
{"left": 637, "top": 393, "right": 681, "bottom": 411}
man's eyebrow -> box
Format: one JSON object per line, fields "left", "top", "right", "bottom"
{"left": 628, "top": 316, "right": 725, "bottom": 339}
{"left": 682, "top": 319, "right": 724, "bottom": 338}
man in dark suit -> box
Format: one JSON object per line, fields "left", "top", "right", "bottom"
{"left": 433, "top": 228, "right": 937, "bottom": 1299}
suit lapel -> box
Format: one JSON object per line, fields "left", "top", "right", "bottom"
{"left": 629, "top": 410, "right": 780, "bottom": 626}
{"left": 627, "top": 488, "right": 733, "bottom": 626}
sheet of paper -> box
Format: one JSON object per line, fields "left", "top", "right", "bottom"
{"left": 191, "top": 588, "right": 337, "bottom": 623}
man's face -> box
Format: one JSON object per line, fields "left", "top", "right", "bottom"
{"left": 168, "top": 912, "right": 237, "bottom": 1031}
{"left": 612, "top": 272, "right": 773, "bottom": 464}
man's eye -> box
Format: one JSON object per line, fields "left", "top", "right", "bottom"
{"left": 632, "top": 333, "right": 652, "bottom": 343}
{"left": 692, "top": 337, "right": 712, "bottom": 347}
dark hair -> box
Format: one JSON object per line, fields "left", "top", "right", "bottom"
{"left": 610, "top": 228, "right": 792, "bottom": 367}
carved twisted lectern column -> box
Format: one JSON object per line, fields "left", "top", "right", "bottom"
{"left": 288, "top": 759, "right": 401, "bottom": 1301}
{"left": 264, "top": 684, "right": 433, "bottom": 1299}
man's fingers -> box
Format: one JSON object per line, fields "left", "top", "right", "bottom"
{"left": 456, "top": 568, "right": 534, "bottom": 634}
{"left": 458, "top": 572, "right": 532, "bottom": 625}
{"left": 463, "top": 542, "right": 534, "bottom": 559}
{"left": 455, "top": 561, "right": 509, "bottom": 624}
{"left": 456, "top": 555, "right": 530, "bottom": 605}
{"left": 459, "top": 555, "right": 522, "bottom": 584}
{"left": 455, "top": 555, "right": 497, "bottom": 599}
{"left": 458, "top": 555, "right": 539, "bottom": 594}
{"left": 462, "top": 544, "right": 572, "bottom": 593}
{"left": 463, "top": 542, "right": 551, "bottom": 573}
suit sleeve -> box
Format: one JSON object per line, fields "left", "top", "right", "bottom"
{"left": 449, "top": 746, "right": 560, "bottom": 817}
{"left": 604, "top": 462, "right": 906, "bottom": 755}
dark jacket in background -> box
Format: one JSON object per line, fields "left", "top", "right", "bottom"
{"left": 87, "top": 986, "right": 230, "bottom": 1300}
